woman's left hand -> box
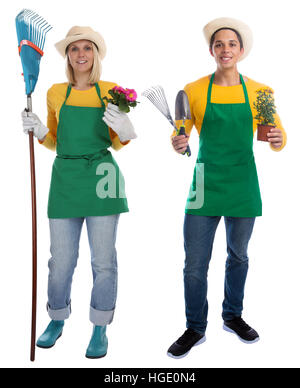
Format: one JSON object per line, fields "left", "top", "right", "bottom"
{"left": 103, "top": 103, "right": 137, "bottom": 142}
{"left": 267, "top": 127, "right": 283, "bottom": 148}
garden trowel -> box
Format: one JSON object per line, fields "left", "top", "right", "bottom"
{"left": 175, "top": 90, "right": 191, "bottom": 157}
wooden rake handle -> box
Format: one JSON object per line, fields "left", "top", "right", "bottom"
{"left": 26, "top": 96, "right": 37, "bottom": 362}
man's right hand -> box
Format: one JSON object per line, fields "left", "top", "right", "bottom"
{"left": 171, "top": 134, "right": 190, "bottom": 154}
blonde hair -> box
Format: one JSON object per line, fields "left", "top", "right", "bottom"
{"left": 65, "top": 42, "right": 102, "bottom": 85}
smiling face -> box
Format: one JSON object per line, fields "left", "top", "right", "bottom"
{"left": 67, "top": 39, "right": 94, "bottom": 75}
{"left": 210, "top": 29, "right": 244, "bottom": 70}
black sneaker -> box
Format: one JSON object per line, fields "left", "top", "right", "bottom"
{"left": 223, "top": 317, "right": 259, "bottom": 343}
{"left": 167, "top": 328, "right": 206, "bottom": 359}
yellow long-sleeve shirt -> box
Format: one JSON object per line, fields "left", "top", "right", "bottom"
{"left": 174, "top": 75, "right": 287, "bottom": 151}
{"left": 39, "top": 80, "right": 129, "bottom": 151}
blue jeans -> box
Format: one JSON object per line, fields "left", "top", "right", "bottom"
{"left": 47, "top": 215, "right": 120, "bottom": 325}
{"left": 183, "top": 214, "right": 255, "bottom": 334}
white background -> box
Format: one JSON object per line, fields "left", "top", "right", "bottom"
{"left": 1, "top": 0, "right": 299, "bottom": 369}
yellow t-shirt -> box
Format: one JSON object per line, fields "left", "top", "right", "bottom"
{"left": 174, "top": 75, "right": 287, "bottom": 152}
{"left": 39, "top": 80, "right": 129, "bottom": 151}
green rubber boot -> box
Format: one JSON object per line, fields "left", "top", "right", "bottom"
{"left": 36, "top": 320, "right": 64, "bottom": 349}
{"left": 85, "top": 325, "right": 108, "bottom": 359}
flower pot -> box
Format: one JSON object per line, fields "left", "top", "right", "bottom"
{"left": 257, "top": 124, "right": 275, "bottom": 142}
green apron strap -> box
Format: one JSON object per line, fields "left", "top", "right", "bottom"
{"left": 94, "top": 82, "right": 105, "bottom": 106}
{"left": 207, "top": 73, "right": 215, "bottom": 104}
{"left": 60, "top": 84, "right": 73, "bottom": 109}
{"left": 65, "top": 84, "right": 72, "bottom": 101}
{"left": 239, "top": 74, "right": 250, "bottom": 104}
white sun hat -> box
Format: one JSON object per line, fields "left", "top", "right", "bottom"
{"left": 203, "top": 17, "right": 253, "bottom": 61}
{"left": 55, "top": 26, "right": 106, "bottom": 60}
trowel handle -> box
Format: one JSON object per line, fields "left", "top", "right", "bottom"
{"left": 177, "top": 126, "right": 191, "bottom": 157}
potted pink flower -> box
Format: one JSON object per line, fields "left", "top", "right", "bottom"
{"left": 103, "top": 86, "right": 139, "bottom": 113}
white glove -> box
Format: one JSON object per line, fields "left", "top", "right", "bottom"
{"left": 103, "top": 103, "right": 137, "bottom": 142}
{"left": 21, "top": 110, "right": 49, "bottom": 140}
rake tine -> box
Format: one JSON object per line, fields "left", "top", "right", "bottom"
{"left": 30, "top": 16, "right": 38, "bottom": 45}
{"left": 34, "top": 18, "right": 44, "bottom": 47}
{"left": 41, "top": 25, "right": 52, "bottom": 50}
{"left": 157, "top": 86, "right": 168, "bottom": 107}
{"left": 157, "top": 87, "right": 173, "bottom": 119}
{"left": 143, "top": 85, "right": 177, "bottom": 130}
{"left": 160, "top": 88, "right": 171, "bottom": 112}
{"left": 31, "top": 15, "right": 41, "bottom": 46}
{"left": 28, "top": 13, "right": 35, "bottom": 43}
{"left": 23, "top": 9, "right": 33, "bottom": 20}
{"left": 37, "top": 18, "right": 52, "bottom": 50}
{"left": 37, "top": 21, "right": 45, "bottom": 48}
{"left": 157, "top": 88, "right": 166, "bottom": 108}
{"left": 147, "top": 93, "right": 166, "bottom": 117}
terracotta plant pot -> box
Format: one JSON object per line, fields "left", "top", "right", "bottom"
{"left": 257, "top": 124, "right": 275, "bottom": 142}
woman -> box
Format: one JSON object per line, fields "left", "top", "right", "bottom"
{"left": 167, "top": 17, "right": 287, "bottom": 359}
{"left": 21, "top": 26, "right": 137, "bottom": 359}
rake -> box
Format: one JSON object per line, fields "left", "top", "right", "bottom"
{"left": 16, "top": 9, "right": 52, "bottom": 362}
{"left": 142, "top": 85, "right": 190, "bottom": 156}
{"left": 142, "top": 85, "right": 178, "bottom": 131}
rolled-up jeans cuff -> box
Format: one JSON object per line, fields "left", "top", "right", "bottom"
{"left": 47, "top": 302, "right": 71, "bottom": 321}
{"left": 90, "top": 306, "right": 115, "bottom": 326}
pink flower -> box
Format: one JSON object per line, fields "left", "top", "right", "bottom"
{"left": 125, "top": 88, "right": 137, "bottom": 102}
{"left": 112, "top": 86, "right": 126, "bottom": 94}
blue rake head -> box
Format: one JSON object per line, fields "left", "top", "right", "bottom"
{"left": 16, "top": 9, "right": 52, "bottom": 95}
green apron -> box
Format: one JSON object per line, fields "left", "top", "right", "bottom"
{"left": 186, "top": 73, "right": 262, "bottom": 217}
{"left": 48, "top": 83, "right": 129, "bottom": 218}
